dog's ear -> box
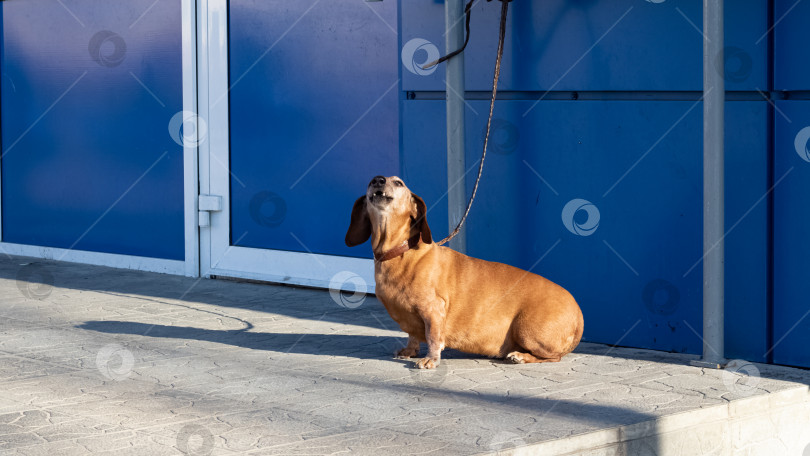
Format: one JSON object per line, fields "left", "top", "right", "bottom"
{"left": 411, "top": 193, "right": 432, "bottom": 244}
{"left": 345, "top": 196, "right": 372, "bottom": 247}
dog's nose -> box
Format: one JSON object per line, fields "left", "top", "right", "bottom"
{"left": 371, "top": 176, "right": 386, "bottom": 187}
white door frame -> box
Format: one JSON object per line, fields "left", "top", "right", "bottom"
{"left": 0, "top": 0, "right": 199, "bottom": 278}
{"left": 197, "top": 0, "right": 375, "bottom": 291}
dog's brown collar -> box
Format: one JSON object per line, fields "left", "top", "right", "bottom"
{"left": 374, "top": 235, "right": 420, "bottom": 262}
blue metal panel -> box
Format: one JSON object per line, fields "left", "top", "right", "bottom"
{"left": 402, "top": 99, "right": 768, "bottom": 355}
{"left": 228, "top": 0, "right": 399, "bottom": 259}
{"left": 401, "top": 0, "right": 767, "bottom": 92}
{"left": 774, "top": 0, "right": 810, "bottom": 90}
{"left": 723, "top": 103, "right": 770, "bottom": 362}
{"left": 773, "top": 101, "right": 810, "bottom": 368}
{"left": 1, "top": 0, "right": 184, "bottom": 260}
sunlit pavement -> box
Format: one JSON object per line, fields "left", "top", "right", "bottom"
{"left": 1, "top": 256, "right": 809, "bottom": 455}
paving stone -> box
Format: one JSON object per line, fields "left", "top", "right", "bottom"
{"left": 1, "top": 255, "right": 809, "bottom": 455}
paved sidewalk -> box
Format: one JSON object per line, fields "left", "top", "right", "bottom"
{"left": 1, "top": 256, "right": 809, "bottom": 455}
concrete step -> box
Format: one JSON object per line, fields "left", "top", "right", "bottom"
{"left": 521, "top": 384, "right": 810, "bottom": 456}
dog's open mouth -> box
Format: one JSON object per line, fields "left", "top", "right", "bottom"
{"left": 370, "top": 190, "right": 393, "bottom": 203}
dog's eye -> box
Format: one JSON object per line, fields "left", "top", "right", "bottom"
{"left": 394, "top": 181, "right": 403, "bottom": 187}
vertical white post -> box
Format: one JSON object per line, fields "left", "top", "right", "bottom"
{"left": 694, "top": 0, "right": 726, "bottom": 369}
{"left": 445, "top": 0, "right": 467, "bottom": 253}
{"left": 182, "top": 0, "right": 200, "bottom": 277}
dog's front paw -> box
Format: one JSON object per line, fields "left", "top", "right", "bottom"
{"left": 395, "top": 347, "right": 419, "bottom": 359}
{"left": 415, "top": 357, "right": 439, "bottom": 369}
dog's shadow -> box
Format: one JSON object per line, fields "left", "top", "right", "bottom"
{"left": 79, "top": 320, "right": 399, "bottom": 358}
{"left": 76, "top": 320, "right": 483, "bottom": 364}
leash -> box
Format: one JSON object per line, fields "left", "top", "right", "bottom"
{"left": 424, "top": 0, "right": 511, "bottom": 247}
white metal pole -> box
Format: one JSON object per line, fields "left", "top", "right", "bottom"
{"left": 693, "top": 0, "right": 726, "bottom": 369}
{"left": 445, "top": 0, "right": 467, "bottom": 253}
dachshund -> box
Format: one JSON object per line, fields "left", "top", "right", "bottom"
{"left": 346, "top": 176, "right": 583, "bottom": 369}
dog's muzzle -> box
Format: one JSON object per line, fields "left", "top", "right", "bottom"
{"left": 369, "top": 189, "right": 393, "bottom": 204}
{"left": 369, "top": 176, "right": 393, "bottom": 204}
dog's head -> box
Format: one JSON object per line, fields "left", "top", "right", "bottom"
{"left": 345, "top": 175, "right": 432, "bottom": 247}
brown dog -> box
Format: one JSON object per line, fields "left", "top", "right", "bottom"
{"left": 345, "top": 175, "right": 584, "bottom": 369}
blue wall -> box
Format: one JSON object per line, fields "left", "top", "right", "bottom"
{"left": 1, "top": 0, "right": 807, "bottom": 366}
{"left": 770, "top": 0, "right": 810, "bottom": 368}
{"left": 774, "top": 0, "right": 810, "bottom": 91}
{"left": 401, "top": 1, "right": 767, "bottom": 92}
{"left": 402, "top": 98, "right": 768, "bottom": 358}
{"left": 399, "top": 0, "right": 802, "bottom": 363}
{"left": 773, "top": 101, "right": 810, "bottom": 367}
{"left": 0, "top": 0, "right": 185, "bottom": 260}
{"left": 772, "top": 0, "right": 810, "bottom": 367}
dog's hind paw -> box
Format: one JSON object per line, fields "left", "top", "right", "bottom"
{"left": 506, "top": 352, "right": 527, "bottom": 364}
{"left": 415, "top": 357, "right": 439, "bottom": 369}
{"left": 395, "top": 347, "right": 419, "bottom": 359}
